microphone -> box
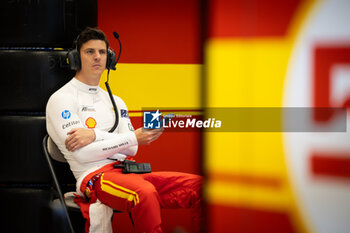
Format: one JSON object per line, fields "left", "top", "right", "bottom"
{"left": 112, "top": 31, "right": 121, "bottom": 67}
{"left": 113, "top": 31, "right": 119, "bottom": 39}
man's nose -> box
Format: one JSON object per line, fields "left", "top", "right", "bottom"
{"left": 93, "top": 51, "right": 101, "bottom": 60}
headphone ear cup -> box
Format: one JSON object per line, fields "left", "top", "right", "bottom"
{"left": 67, "top": 49, "right": 81, "bottom": 70}
{"left": 107, "top": 49, "right": 116, "bottom": 70}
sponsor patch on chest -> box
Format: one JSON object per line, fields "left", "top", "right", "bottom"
{"left": 62, "top": 120, "right": 80, "bottom": 129}
{"left": 85, "top": 117, "right": 97, "bottom": 129}
{"left": 81, "top": 106, "right": 96, "bottom": 112}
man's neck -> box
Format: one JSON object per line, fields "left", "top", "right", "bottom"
{"left": 75, "top": 71, "right": 100, "bottom": 86}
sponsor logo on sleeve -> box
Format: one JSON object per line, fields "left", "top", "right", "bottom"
{"left": 61, "top": 110, "right": 71, "bottom": 119}
{"left": 128, "top": 123, "right": 134, "bottom": 131}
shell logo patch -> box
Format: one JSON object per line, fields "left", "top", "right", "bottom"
{"left": 85, "top": 117, "right": 97, "bottom": 129}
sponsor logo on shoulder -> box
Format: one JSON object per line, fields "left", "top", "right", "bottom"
{"left": 121, "top": 109, "right": 129, "bottom": 118}
{"left": 61, "top": 110, "right": 71, "bottom": 119}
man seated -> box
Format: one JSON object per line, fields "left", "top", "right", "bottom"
{"left": 46, "top": 27, "right": 202, "bottom": 233}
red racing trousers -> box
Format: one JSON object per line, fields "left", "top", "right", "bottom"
{"left": 77, "top": 163, "right": 203, "bottom": 233}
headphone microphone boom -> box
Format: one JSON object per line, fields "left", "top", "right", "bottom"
{"left": 105, "top": 31, "right": 122, "bottom": 133}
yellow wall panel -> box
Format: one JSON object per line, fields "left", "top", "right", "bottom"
{"left": 99, "top": 63, "right": 202, "bottom": 111}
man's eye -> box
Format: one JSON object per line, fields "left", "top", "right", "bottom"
{"left": 100, "top": 50, "right": 107, "bottom": 55}
{"left": 86, "top": 50, "right": 94, "bottom": 54}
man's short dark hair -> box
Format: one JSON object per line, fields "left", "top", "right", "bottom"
{"left": 76, "top": 27, "right": 109, "bottom": 52}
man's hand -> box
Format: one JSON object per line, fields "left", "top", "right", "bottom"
{"left": 65, "top": 128, "right": 96, "bottom": 152}
{"left": 134, "top": 127, "right": 163, "bottom": 145}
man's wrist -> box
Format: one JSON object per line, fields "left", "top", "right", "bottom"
{"left": 92, "top": 129, "right": 99, "bottom": 141}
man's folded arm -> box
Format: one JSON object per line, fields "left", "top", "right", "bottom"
{"left": 72, "top": 131, "right": 138, "bottom": 163}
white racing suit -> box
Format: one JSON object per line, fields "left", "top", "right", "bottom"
{"left": 46, "top": 78, "right": 202, "bottom": 233}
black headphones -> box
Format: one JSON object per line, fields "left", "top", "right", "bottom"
{"left": 67, "top": 30, "right": 122, "bottom": 133}
{"left": 67, "top": 43, "right": 116, "bottom": 71}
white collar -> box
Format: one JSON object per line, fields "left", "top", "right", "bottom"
{"left": 71, "top": 78, "right": 100, "bottom": 94}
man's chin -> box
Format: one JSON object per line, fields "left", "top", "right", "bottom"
{"left": 91, "top": 68, "right": 105, "bottom": 76}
